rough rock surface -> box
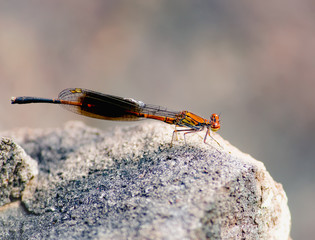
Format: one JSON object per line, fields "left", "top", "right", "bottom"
{"left": 0, "top": 121, "right": 291, "bottom": 239}
{"left": 0, "top": 138, "right": 38, "bottom": 206}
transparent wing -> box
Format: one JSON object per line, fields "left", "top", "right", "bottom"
{"left": 58, "top": 88, "right": 181, "bottom": 121}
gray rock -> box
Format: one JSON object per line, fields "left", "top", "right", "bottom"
{"left": 0, "top": 121, "right": 291, "bottom": 239}
{"left": 0, "top": 138, "right": 38, "bottom": 206}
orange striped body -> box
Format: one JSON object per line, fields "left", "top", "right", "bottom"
{"left": 134, "top": 111, "right": 220, "bottom": 133}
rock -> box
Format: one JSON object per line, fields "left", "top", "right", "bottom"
{"left": 0, "top": 121, "right": 291, "bottom": 239}
{"left": 0, "top": 138, "right": 38, "bottom": 206}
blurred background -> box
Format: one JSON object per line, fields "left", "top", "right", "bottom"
{"left": 1, "top": 1, "right": 314, "bottom": 238}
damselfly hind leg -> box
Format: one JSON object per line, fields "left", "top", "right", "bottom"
{"left": 171, "top": 127, "right": 200, "bottom": 146}
{"left": 171, "top": 126, "right": 179, "bottom": 147}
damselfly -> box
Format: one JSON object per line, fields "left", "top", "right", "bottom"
{"left": 11, "top": 88, "right": 220, "bottom": 145}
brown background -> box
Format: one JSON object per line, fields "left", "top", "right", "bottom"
{"left": 1, "top": 1, "right": 314, "bottom": 239}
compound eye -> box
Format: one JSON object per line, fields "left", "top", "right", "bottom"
{"left": 210, "top": 113, "right": 220, "bottom": 131}
{"left": 211, "top": 113, "right": 219, "bottom": 122}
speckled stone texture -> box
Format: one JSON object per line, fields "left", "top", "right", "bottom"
{"left": 0, "top": 121, "right": 291, "bottom": 240}
{"left": 0, "top": 138, "right": 38, "bottom": 206}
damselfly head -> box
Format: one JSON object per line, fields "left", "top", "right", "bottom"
{"left": 210, "top": 113, "right": 220, "bottom": 132}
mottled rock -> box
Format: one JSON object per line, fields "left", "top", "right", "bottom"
{"left": 0, "top": 121, "right": 291, "bottom": 239}
{"left": 0, "top": 138, "right": 38, "bottom": 206}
